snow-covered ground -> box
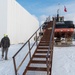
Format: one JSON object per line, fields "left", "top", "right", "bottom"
{"left": 0, "top": 41, "right": 75, "bottom": 75}
{"left": 52, "top": 41, "right": 75, "bottom": 75}
{"left": 0, "top": 44, "right": 23, "bottom": 75}
{"left": 0, "top": 43, "right": 36, "bottom": 75}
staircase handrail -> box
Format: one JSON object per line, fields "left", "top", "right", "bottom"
{"left": 46, "top": 18, "right": 55, "bottom": 75}
{"left": 12, "top": 23, "right": 44, "bottom": 75}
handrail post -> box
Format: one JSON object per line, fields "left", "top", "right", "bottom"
{"left": 46, "top": 56, "right": 49, "bottom": 75}
{"left": 28, "top": 41, "right": 31, "bottom": 60}
{"left": 13, "top": 57, "right": 17, "bottom": 75}
{"left": 35, "top": 32, "right": 38, "bottom": 46}
{"left": 50, "top": 44, "right": 52, "bottom": 75}
{"left": 40, "top": 27, "right": 41, "bottom": 32}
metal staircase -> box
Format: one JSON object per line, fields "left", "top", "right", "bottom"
{"left": 13, "top": 17, "right": 55, "bottom": 75}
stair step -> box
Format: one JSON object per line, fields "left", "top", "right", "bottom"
{"left": 33, "top": 58, "right": 46, "bottom": 61}
{"left": 29, "top": 63, "right": 46, "bottom": 67}
{"left": 39, "top": 41, "right": 49, "bottom": 43}
{"left": 38, "top": 46, "right": 49, "bottom": 47}
{"left": 31, "top": 60, "right": 47, "bottom": 64}
{"left": 37, "top": 49, "right": 49, "bottom": 51}
{"left": 40, "top": 39, "right": 49, "bottom": 41}
{"left": 28, "top": 67, "right": 47, "bottom": 71}
{"left": 38, "top": 46, "right": 49, "bottom": 49}
{"left": 37, "top": 47, "right": 49, "bottom": 49}
{"left": 38, "top": 45, "right": 49, "bottom": 47}
{"left": 35, "top": 53, "right": 47, "bottom": 55}
{"left": 33, "top": 55, "right": 50, "bottom": 58}
{"left": 36, "top": 51, "right": 50, "bottom": 53}
{"left": 40, "top": 41, "right": 49, "bottom": 43}
{"left": 41, "top": 39, "right": 50, "bottom": 40}
{"left": 39, "top": 44, "right": 49, "bottom": 46}
{"left": 31, "top": 60, "right": 51, "bottom": 64}
{"left": 26, "top": 71, "right": 47, "bottom": 75}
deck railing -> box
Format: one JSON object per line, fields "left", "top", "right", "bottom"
{"left": 12, "top": 24, "right": 44, "bottom": 75}
{"left": 46, "top": 18, "right": 55, "bottom": 75}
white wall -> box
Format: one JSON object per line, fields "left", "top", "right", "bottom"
{"left": 0, "top": 0, "right": 39, "bottom": 44}
{"left": 0, "top": 0, "right": 7, "bottom": 39}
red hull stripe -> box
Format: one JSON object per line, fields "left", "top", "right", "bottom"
{"left": 55, "top": 28, "right": 74, "bottom": 32}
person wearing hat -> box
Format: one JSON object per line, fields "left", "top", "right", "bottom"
{"left": 1, "top": 34, "right": 10, "bottom": 60}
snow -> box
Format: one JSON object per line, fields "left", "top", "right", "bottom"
{"left": 0, "top": 41, "right": 75, "bottom": 75}
{"left": 0, "top": 43, "right": 36, "bottom": 75}
{"left": 52, "top": 41, "right": 75, "bottom": 75}
{"left": 0, "top": 44, "right": 23, "bottom": 75}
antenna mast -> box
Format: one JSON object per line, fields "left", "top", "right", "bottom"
{"left": 56, "top": 3, "right": 60, "bottom": 22}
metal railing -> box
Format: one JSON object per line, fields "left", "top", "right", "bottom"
{"left": 12, "top": 24, "right": 44, "bottom": 75}
{"left": 46, "top": 18, "right": 55, "bottom": 75}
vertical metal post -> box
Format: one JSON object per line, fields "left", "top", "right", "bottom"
{"left": 36, "top": 32, "right": 38, "bottom": 46}
{"left": 28, "top": 41, "right": 31, "bottom": 59}
{"left": 13, "top": 58, "right": 17, "bottom": 75}
{"left": 40, "top": 27, "right": 41, "bottom": 32}
{"left": 46, "top": 56, "right": 49, "bottom": 75}
{"left": 50, "top": 34, "right": 54, "bottom": 75}
{"left": 50, "top": 44, "right": 53, "bottom": 75}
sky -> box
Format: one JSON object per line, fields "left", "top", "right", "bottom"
{"left": 16, "top": 0, "right": 75, "bottom": 24}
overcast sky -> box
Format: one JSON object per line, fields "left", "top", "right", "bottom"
{"left": 17, "top": 0, "right": 75, "bottom": 24}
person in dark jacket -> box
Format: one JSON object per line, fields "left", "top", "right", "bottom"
{"left": 1, "top": 34, "right": 10, "bottom": 60}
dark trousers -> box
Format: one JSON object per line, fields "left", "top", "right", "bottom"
{"left": 2, "top": 47, "right": 8, "bottom": 60}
